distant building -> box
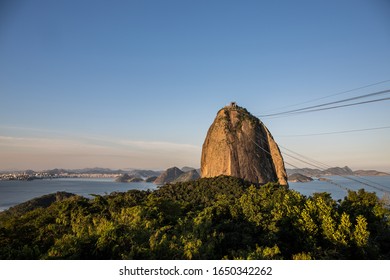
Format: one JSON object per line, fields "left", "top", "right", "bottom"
{"left": 229, "top": 102, "right": 237, "bottom": 108}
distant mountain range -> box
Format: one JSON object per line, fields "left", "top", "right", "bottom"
{"left": 154, "top": 167, "right": 200, "bottom": 184}
{"left": 286, "top": 166, "right": 389, "bottom": 177}
{"left": 0, "top": 167, "right": 161, "bottom": 176}
{"left": 2, "top": 166, "right": 387, "bottom": 179}
{"left": 115, "top": 166, "right": 200, "bottom": 184}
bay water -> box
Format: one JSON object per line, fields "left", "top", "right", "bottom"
{"left": 0, "top": 178, "right": 157, "bottom": 212}
{"left": 1, "top": 176, "right": 389, "bottom": 212}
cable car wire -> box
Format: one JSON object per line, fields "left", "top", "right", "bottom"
{"left": 277, "top": 125, "right": 390, "bottom": 137}
{"left": 262, "top": 78, "right": 390, "bottom": 113}
{"left": 259, "top": 89, "right": 390, "bottom": 118}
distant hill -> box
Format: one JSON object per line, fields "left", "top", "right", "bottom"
{"left": 173, "top": 169, "right": 200, "bottom": 183}
{"left": 354, "top": 170, "right": 390, "bottom": 176}
{"left": 115, "top": 174, "right": 144, "bottom": 183}
{"left": 3, "top": 168, "right": 163, "bottom": 177}
{"left": 0, "top": 191, "right": 76, "bottom": 218}
{"left": 44, "top": 167, "right": 125, "bottom": 175}
{"left": 128, "top": 177, "right": 144, "bottom": 182}
{"left": 286, "top": 166, "right": 389, "bottom": 177}
{"left": 145, "top": 176, "right": 158, "bottom": 182}
{"left": 44, "top": 168, "right": 70, "bottom": 175}
{"left": 154, "top": 167, "right": 184, "bottom": 184}
{"left": 115, "top": 174, "right": 133, "bottom": 182}
{"left": 181, "top": 166, "right": 196, "bottom": 172}
{"left": 154, "top": 167, "right": 201, "bottom": 184}
{"left": 326, "top": 166, "right": 353, "bottom": 175}
{"left": 127, "top": 169, "right": 161, "bottom": 178}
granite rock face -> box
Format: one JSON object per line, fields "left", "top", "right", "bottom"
{"left": 201, "top": 103, "right": 288, "bottom": 185}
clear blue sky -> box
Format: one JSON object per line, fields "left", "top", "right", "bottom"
{"left": 1, "top": 0, "right": 390, "bottom": 171}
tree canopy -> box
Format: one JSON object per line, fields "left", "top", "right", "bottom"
{"left": 0, "top": 176, "right": 389, "bottom": 259}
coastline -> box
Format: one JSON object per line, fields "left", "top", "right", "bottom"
{"left": 1, "top": 175, "right": 389, "bottom": 212}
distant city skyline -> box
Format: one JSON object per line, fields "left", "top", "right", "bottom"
{"left": 1, "top": 0, "right": 390, "bottom": 172}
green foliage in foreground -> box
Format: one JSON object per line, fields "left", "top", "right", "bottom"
{"left": 0, "top": 176, "right": 389, "bottom": 260}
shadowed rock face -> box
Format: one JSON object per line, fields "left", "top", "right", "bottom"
{"left": 201, "top": 104, "right": 288, "bottom": 185}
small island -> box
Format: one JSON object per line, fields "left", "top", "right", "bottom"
{"left": 115, "top": 174, "right": 143, "bottom": 183}
{"left": 288, "top": 173, "right": 313, "bottom": 183}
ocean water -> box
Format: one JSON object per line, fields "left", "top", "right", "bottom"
{"left": 289, "top": 175, "right": 390, "bottom": 201}
{"left": 0, "top": 176, "right": 389, "bottom": 211}
{"left": 0, "top": 178, "right": 157, "bottom": 211}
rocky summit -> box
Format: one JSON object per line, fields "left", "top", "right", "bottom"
{"left": 201, "top": 103, "right": 288, "bottom": 185}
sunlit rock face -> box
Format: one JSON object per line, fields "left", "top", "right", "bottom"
{"left": 201, "top": 103, "right": 287, "bottom": 185}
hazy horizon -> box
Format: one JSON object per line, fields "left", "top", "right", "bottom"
{"left": 1, "top": 164, "right": 389, "bottom": 174}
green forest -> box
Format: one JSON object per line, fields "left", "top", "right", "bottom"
{"left": 0, "top": 176, "right": 389, "bottom": 259}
